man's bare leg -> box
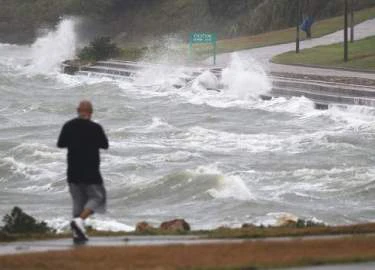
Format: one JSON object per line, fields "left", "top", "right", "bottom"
{"left": 80, "top": 208, "right": 93, "bottom": 220}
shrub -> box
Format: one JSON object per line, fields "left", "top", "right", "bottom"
{"left": 1, "top": 207, "right": 54, "bottom": 234}
{"left": 78, "top": 36, "right": 120, "bottom": 61}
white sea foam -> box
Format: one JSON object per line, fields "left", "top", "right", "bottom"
{"left": 172, "top": 126, "right": 335, "bottom": 154}
{"left": 323, "top": 105, "right": 375, "bottom": 131}
{"left": 147, "top": 117, "right": 174, "bottom": 130}
{"left": 255, "top": 96, "right": 316, "bottom": 114}
{"left": 0, "top": 143, "right": 65, "bottom": 189}
{"left": 188, "top": 164, "right": 254, "bottom": 201}
{"left": 56, "top": 73, "right": 116, "bottom": 87}
{"left": 206, "top": 174, "right": 254, "bottom": 201}
{"left": 85, "top": 218, "right": 134, "bottom": 232}
{"left": 46, "top": 217, "right": 134, "bottom": 233}
{"left": 0, "top": 43, "right": 17, "bottom": 48}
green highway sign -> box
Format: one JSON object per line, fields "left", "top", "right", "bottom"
{"left": 189, "top": 32, "right": 217, "bottom": 65}
{"left": 190, "top": 32, "right": 217, "bottom": 44}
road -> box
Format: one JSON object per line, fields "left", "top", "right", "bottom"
{"left": 283, "top": 262, "right": 375, "bottom": 270}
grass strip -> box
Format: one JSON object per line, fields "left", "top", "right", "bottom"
{"left": 206, "top": 222, "right": 375, "bottom": 239}
{"left": 1, "top": 236, "right": 375, "bottom": 269}
{"left": 272, "top": 36, "right": 375, "bottom": 71}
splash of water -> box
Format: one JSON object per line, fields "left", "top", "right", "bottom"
{"left": 221, "top": 53, "right": 271, "bottom": 99}
{"left": 141, "top": 35, "right": 187, "bottom": 65}
{"left": 27, "top": 18, "right": 78, "bottom": 74}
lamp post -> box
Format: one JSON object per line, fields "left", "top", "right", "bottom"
{"left": 350, "top": 0, "right": 355, "bottom": 42}
{"left": 344, "top": 0, "right": 349, "bottom": 62}
{"left": 296, "top": 0, "right": 301, "bottom": 53}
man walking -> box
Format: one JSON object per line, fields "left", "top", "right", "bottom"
{"left": 57, "top": 100, "right": 109, "bottom": 243}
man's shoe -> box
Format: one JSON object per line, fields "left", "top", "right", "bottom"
{"left": 73, "top": 236, "right": 88, "bottom": 245}
{"left": 71, "top": 227, "right": 87, "bottom": 244}
{"left": 70, "top": 218, "right": 88, "bottom": 242}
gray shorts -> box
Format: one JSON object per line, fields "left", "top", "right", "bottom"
{"left": 69, "top": 183, "right": 107, "bottom": 217}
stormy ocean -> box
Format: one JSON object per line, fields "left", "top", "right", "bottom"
{"left": 1, "top": 18, "right": 375, "bottom": 233}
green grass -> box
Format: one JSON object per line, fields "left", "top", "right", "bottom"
{"left": 272, "top": 35, "right": 375, "bottom": 71}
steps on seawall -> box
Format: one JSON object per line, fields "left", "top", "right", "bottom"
{"left": 271, "top": 87, "right": 375, "bottom": 107}
{"left": 80, "top": 66, "right": 136, "bottom": 77}
{"left": 272, "top": 77, "right": 375, "bottom": 98}
{"left": 268, "top": 76, "right": 375, "bottom": 108}
{"left": 78, "top": 60, "right": 222, "bottom": 85}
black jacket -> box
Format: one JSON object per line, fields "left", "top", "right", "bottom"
{"left": 57, "top": 118, "right": 109, "bottom": 184}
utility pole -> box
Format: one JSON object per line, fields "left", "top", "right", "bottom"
{"left": 296, "top": 0, "right": 301, "bottom": 53}
{"left": 350, "top": 0, "right": 355, "bottom": 42}
{"left": 344, "top": 0, "right": 349, "bottom": 62}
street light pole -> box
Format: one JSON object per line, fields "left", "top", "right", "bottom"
{"left": 296, "top": 0, "right": 300, "bottom": 53}
{"left": 344, "top": 0, "right": 349, "bottom": 62}
{"left": 350, "top": 0, "right": 355, "bottom": 42}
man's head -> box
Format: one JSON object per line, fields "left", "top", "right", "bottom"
{"left": 77, "top": 100, "right": 93, "bottom": 120}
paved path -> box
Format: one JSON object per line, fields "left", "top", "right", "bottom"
{"left": 0, "top": 236, "right": 246, "bottom": 256}
{"left": 283, "top": 262, "right": 375, "bottom": 270}
{"left": 212, "top": 18, "right": 375, "bottom": 80}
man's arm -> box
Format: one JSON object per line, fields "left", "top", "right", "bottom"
{"left": 57, "top": 124, "right": 69, "bottom": 148}
{"left": 98, "top": 125, "right": 109, "bottom": 150}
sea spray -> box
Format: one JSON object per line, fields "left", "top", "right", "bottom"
{"left": 141, "top": 35, "right": 187, "bottom": 65}
{"left": 221, "top": 53, "right": 271, "bottom": 99}
{"left": 27, "top": 18, "right": 78, "bottom": 74}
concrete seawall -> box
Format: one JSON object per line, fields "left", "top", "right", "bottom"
{"left": 63, "top": 60, "right": 375, "bottom": 110}
{"left": 271, "top": 76, "right": 375, "bottom": 109}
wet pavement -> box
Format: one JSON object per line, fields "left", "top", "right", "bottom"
{"left": 283, "top": 262, "right": 375, "bottom": 270}
{"left": 0, "top": 236, "right": 246, "bottom": 256}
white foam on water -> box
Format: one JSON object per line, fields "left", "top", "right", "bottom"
{"left": 188, "top": 164, "right": 254, "bottom": 201}
{"left": 206, "top": 174, "right": 254, "bottom": 201}
{"left": 146, "top": 117, "right": 175, "bottom": 131}
{"left": 174, "top": 126, "right": 337, "bottom": 154}
{"left": 0, "top": 43, "right": 17, "bottom": 48}
{"left": 255, "top": 96, "right": 316, "bottom": 114}
{"left": 46, "top": 217, "right": 134, "bottom": 233}
{"left": 86, "top": 218, "right": 134, "bottom": 232}
{"left": 253, "top": 165, "right": 375, "bottom": 206}
{"left": 323, "top": 105, "right": 375, "bottom": 131}
{"left": 0, "top": 43, "right": 30, "bottom": 71}
{"left": 56, "top": 73, "right": 116, "bottom": 88}
{"left": 0, "top": 143, "right": 65, "bottom": 191}
{"left": 17, "top": 183, "right": 60, "bottom": 193}
{"left": 109, "top": 117, "right": 177, "bottom": 136}
{"left": 26, "top": 18, "right": 78, "bottom": 74}
{"left": 242, "top": 212, "right": 325, "bottom": 227}
{"left": 135, "top": 151, "right": 200, "bottom": 165}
